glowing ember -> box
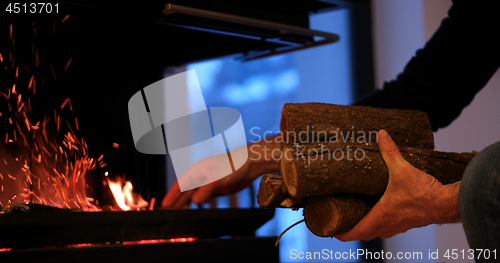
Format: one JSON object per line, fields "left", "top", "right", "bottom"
{"left": 0, "top": 17, "right": 101, "bottom": 211}
{"left": 107, "top": 176, "right": 148, "bottom": 211}
{"left": 168, "top": 237, "right": 197, "bottom": 243}
{"left": 61, "top": 237, "right": 197, "bottom": 248}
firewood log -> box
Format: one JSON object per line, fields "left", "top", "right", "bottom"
{"left": 271, "top": 103, "right": 477, "bottom": 238}
{"left": 280, "top": 103, "right": 435, "bottom": 150}
{"left": 257, "top": 173, "right": 301, "bottom": 208}
{"left": 281, "top": 142, "right": 476, "bottom": 199}
{"left": 303, "top": 195, "right": 378, "bottom": 237}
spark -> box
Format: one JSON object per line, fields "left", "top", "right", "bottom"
{"left": 25, "top": 119, "right": 31, "bottom": 131}
{"left": 61, "top": 97, "right": 69, "bottom": 109}
{"left": 28, "top": 75, "right": 34, "bottom": 89}
{"left": 61, "top": 14, "right": 70, "bottom": 23}
{"left": 74, "top": 117, "right": 79, "bottom": 130}
{"left": 18, "top": 102, "right": 24, "bottom": 112}
{"left": 35, "top": 49, "right": 39, "bottom": 67}
{"left": 19, "top": 59, "right": 29, "bottom": 73}
{"left": 64, "top": 58, "right": 72, "bottom": 72}
{"left": 0, "top": 18, "right": 106, "bottom": 212}
{"left": 112, "top": 143, "right": 119, "bottom": 148}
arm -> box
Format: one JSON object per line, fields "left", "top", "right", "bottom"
{"left": 161, "top": 135, "right": 281, "bottom": 208}
{"left": 357, "top": 0, "right": 500, "bottom": 131}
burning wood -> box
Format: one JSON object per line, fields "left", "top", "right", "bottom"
{"left": 107, "top": 176, "right": 148, "bottom": 211}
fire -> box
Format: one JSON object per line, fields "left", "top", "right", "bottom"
{"left": 107, "top": 175, "right": 148, "bottom": 211}
{"left": 0, "top": 17, "right": 101, "bottom": 211}
{"left": 1, "top": 16, "right": 155, "bottom": 213}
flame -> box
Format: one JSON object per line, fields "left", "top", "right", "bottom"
{"left": 107, "top": 176, "right": 148, "bottom": 211}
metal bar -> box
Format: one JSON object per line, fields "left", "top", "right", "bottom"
{"left": 242, "top": 39, "right": 336, "bottom": 61}
{"left": 163, "top": 3, "right": 340, "bottom": 42}
{"left": 0, "top": 237, "right": 279, "bottom": 263}
{"left": 0, "top": 208, "right": 274, "bottom": 248}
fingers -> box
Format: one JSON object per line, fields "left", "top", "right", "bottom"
{"left": 191, "top": 181, "right": 218, "bottom": 204}
{"left": 377, "top": 130, "right": 406, "bottom": 168}
{"left": 335, "top": 205, "right": 385, "bottom": 242}
{"left": 162, "top": 180, "right": 219, "bottom": 209}
{"left": 162, "top": 181, "right": 181, "bottom": 207}
{"left": 173, "top": 189, "right": 196, "bottom": 209}
{"left": 162, "top": 182, "right": 195, "bottom": 209}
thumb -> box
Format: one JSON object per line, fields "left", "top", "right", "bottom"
{"left": 377, "top": 130, "right": 405, "bottom": 168}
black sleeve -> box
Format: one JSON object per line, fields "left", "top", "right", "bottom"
{"left": 356, "top": 0, "right": 500, "bottom": 131}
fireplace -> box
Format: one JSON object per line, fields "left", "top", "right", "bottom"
{"left": 0, "top": 207, "right": 277, "bottom": 262}
{"left": 0, "top": 1, "right": 348, "bottom": 262}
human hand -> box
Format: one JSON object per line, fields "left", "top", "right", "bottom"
{"left": 161, "top": 136, "right": 282, "bottom": 209}
{"left": 161, "top": 151, "right": 253, "bottom": 209}
{"left": 335, "top": 130, "right": 461, "bottom": 241}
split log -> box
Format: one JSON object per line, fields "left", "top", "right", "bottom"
{"left": 280, "top": 103, "right": 435, "bottom": 150}
{"left": 257, "top": 174, "right": 301, "bottom": 208}
{"left": 303, "top": 195, "right": 378, "bottom": 237}
{"left": 281, "top": 142, "right": 476, "bottom": 199}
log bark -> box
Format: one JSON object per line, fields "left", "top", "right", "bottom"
{"left": 280, "top": 103, "right": 435, "bottom": 150}
{"left": 281, "top": 142, "right": 476, "bottom": 199}
{"left": 303, "top": 195, "right": 377, "bottom": 237}
{"left": 257, "top": 174, "right": 301, "bottom": 208}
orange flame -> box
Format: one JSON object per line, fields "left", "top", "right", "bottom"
{"left": 107, "top": 175, "right": 148, "bottom": 211}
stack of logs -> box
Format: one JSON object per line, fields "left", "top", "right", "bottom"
{"left": 257, "top": 103, "right": 476, "bottom": 237}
